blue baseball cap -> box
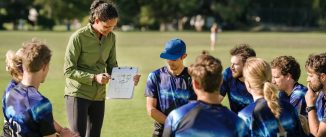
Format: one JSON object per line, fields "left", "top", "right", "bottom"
{"left": 160, "top": 39, "right": 186, "bottom": 60}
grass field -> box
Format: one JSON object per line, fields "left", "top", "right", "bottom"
{"left": 0, "top": 31, "right": 325, "bottom": 137}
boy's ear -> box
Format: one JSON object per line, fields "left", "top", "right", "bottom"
{"left": 245, "top": 81, "right": 251, "bottom": 91}
{"left": 42, "top": 64, "right": 49, "bottom": 71}
{"left": 321, "top": 73, "right": 326, "bottom": 81}
{"left": 285, "top": 73, "right": 293, "bottom": 79}
{"left": 181, "top": 54, "right": 187, "bottom": 60}
{"left": 192, "top": 79, "right": 201, "bottom": 90}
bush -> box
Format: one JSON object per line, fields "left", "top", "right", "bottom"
{"left": 37, "top": 16, "right": 55, "bottom": 30}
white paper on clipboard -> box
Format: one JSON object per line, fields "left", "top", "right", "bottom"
{"left": 106, "top": 67, "right": 138, "bottom": 99}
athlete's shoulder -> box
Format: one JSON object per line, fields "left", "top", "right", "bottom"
{"left": 147, "top": 67, "right": 165, "bottom": 80}
{"left": 239, "top": 102, "right": 256, "bottom": 119}
{"left": 24, "top": 87, "right": 45, "bottom": 102}
{"left": 169, "top": 101, "right": 199, "bottom": 119}
{"left": 292, "top": 83, "right": 308, "bottom": 95}
{"left": 222, "top": 67, "right": 233, "bottom": 80}
{"left": 5, "top": 80, "right": 18, "bottom": 93}
{"left": 223, "top": 67, "right": 232, "bottom": 75}
{"left": 30, "top": 97, "right": 52, "bottom": 121}
{"left": 13, "top": 84, "right": 48, "bottom": 105}
{"left": 151, "top": 66, "right": 167, "bottom": 75}
{"left": 295, "top": 83, "right": 307, "bottom": 89}
{"left": 7, "top": 83, "right": 39, "bottom": 98}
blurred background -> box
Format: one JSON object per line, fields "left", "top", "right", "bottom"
{"left": 1, "top": 0, "right": 326, "bottom": 32}
{"left": 1, "top": 1, "right": 326, "bottom": 136}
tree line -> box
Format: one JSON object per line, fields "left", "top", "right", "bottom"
{"left": 0, "top": 0, "right": 325, "bottom": 31}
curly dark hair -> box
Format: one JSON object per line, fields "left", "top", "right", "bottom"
{"left": 230, "top": 44, "right": 256, "bottom": 63}
{"left": 188, "top": 51, "right": 223, "bottom": 93}
{"left": 305, "top": 52, "right": 326, "bottom": 74}
{"left": 271, "top": 56, "right": 301, "bottom": 82}
{"left": 89, "top": 0, "right": 118, "bottom": 24}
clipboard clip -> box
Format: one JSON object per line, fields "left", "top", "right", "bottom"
{"left": 117, "top": 67, "right": 133, "bottom": 69}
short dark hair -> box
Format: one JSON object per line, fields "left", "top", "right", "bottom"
{"left": 89, "top": 0, "right": 118, "bottom": 24}
{"left": 305, "top": 52, "right": 326, "bottom": 74}
{"left": 271, "top": 56, "right": 301, "bottom": 82}
{"left": 230, "top": 44, "right": 256, "bottom": 62}
{"left": 188, "top": 51, "right": 223, "bottom": 93}
{"left": 21, "top": 39, "right": 52, "bottom": 73}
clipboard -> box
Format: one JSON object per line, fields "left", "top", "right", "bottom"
{"left": 106, "top": 67, "right": 138, "bottom": 99}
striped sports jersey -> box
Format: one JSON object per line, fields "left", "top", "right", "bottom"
{"left": 279, "top": 83, "right": 307, "bottom": 116}
{"left": 145, "top": 66, "right": 197, "bottom": 135}
{"left": 238, "top": 98, "right": 307, "bottom": 137}
{"left": 316, "top": 91, "right": 326, "bottom": 122}
{"left": 163, "top": 100, "right": 249, "bottom": 137}
{"left": 2, "top": 83, "right": 56, "bottom": 137}
{"left": 220, "top": 67, "right": 253, "bottom": 113}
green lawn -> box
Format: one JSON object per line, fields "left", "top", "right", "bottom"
{"left": 0, "top": 31, "right": 325, "bottom": 137}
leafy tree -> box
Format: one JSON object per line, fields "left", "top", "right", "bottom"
{"left": 313, "top": 0, "right": 326, "bottom": 27}
{"left": 115, "top": 0, "right": 141, "bottom": 27}
{"left": 139, "top": 5, "right": 155, "bottom": 28}
{"left": 210, "top": 0, "right": 251, "bottom": 29}
{"left": 141, "top": 0, "right": 200, "bottom": 31}
{"left": 247, "top": 0, "right": 315, "bottom": 26}
{"left": 0, "top": 0, "right": 33, "bottom": 30}
{"left": 34, "top": 0, "right": 91, "bottom": 21}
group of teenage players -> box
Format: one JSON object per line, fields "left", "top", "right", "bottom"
{"left": 145, "top": 39, "right": 326, "bottom": 137}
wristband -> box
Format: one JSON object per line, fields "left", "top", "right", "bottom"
{"left": 306, "top": 106, "right": 316, "bottom": 113}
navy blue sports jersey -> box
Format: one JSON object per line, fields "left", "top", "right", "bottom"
{"left": 220, "top": 67, "right": 253, "bottom": 113}
{"left": 316, "top": 91, "right": 326, "bottom": 122}
{"left": 2, "top": 80, "right": 18, "bottom": 116}
{"left": 145, "top": 66, "right": 197, "bottom": 135}
{"left": 5, "top": 80, "right": 18, "bottom": 94}
{"left": 163, "top": 100, "right": 249, "bottom": 137}
{"left": 279, "top": 83, "right": 307, "bottom": 116}
{"left": 2, "top": 83, "right": 56, "bottom": 137}
{"left": 238, "top": 98, "right": 307, "bottom": 137}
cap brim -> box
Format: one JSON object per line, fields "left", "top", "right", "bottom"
{"left": 160, "top": 53, "right": 182, "bottom": 60}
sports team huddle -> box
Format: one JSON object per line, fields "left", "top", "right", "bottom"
{"left": 2, "top": 0, "right": 326, "bottom": 137}
{"left": 145, "top": 40, "right": 326, "bottom": 137}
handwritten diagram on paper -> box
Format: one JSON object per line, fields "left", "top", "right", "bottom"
{"left": 106, "top": 67, "right": 138, "bottom": 99}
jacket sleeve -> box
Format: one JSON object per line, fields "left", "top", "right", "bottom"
{"left": 63, "top": 34, "right": 95, "bottom": 85}
{"left": 106, "top": 34, "right": 118, "bottom": 74}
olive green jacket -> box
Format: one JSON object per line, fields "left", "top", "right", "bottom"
{"left": 64, "top": 24, "right": 117, "bottom": 101}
